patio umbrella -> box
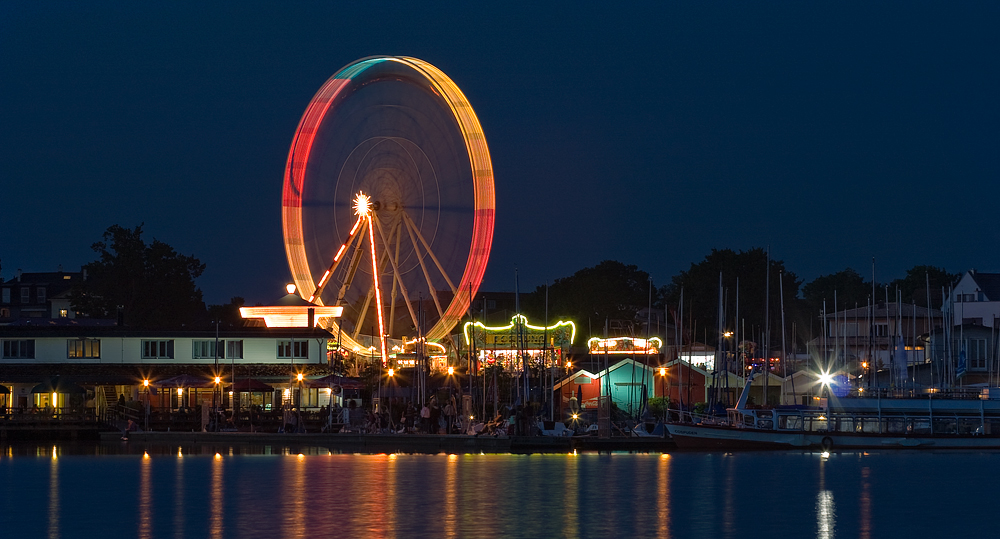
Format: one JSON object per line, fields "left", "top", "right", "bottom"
{"left": 31, "top": 377, "right": 86, "bottom": 394}
{"left": 155, "top": 374, "right": 216, "bottom": 389}
{"left": 228, "top": 378, "right": 274, "bottom": 392}
{"left": 307, "top": 374, "right": 363, "bottom": 390}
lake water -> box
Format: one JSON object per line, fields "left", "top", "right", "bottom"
{"left": 1, "top": 443, "right": 996, "bottom": 538}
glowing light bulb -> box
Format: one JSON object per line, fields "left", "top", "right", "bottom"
{"left": 286, "top": 283, "right": 296, "bottom": 295}
{"left": 353, "top": 192, "right": 371, "bottom": 217}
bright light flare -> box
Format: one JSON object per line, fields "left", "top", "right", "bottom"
{"left": 447, "top": 366, "right": 454, "bottom": 375}
{"left": 818, "top": 372, "right": 834, "bottom": 386}
{"left": 387, "top": 368, "right": 394, "bottom": 377}
{"left": 296, "top": 373, "right": 304, "bottom": 382}
{"left": 214, "top": 376, "right": 221, "bottom": 384}
{"left": 354, "top": 193, "right": 371, "bottom": 217}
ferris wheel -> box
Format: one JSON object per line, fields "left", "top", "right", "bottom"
{"left": 282, "top": 56, "right": 495, "bottom": 361}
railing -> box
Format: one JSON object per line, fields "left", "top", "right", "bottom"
{"left": 0, "top": 407, "right": 99, "bottom": 424}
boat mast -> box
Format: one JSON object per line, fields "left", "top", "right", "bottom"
{"left": 780, "top": 271, "right": 789, "bottom": 404}
{"left": 764, "top": 247, "right": 770, "bottom": 406}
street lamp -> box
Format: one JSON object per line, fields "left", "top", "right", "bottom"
{"left": 142, "top": 379, "right": 150, "bottom": 431}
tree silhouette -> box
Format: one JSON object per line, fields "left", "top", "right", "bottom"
{"left": 71, "top": 224, "right": 206, "bottom": 328}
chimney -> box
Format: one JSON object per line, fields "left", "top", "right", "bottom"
{"left": 57, "top": 264, "right": 63, "bottom": 272}
{"left": 83, "top": 268, "right": 88, "bottom": 281}
{"left": 17, "top": 269, "right": 22, "bottom": 282}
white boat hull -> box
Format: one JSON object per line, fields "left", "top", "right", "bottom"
{"left": 666, "top": 423, "right": 1000, "bottom": 450}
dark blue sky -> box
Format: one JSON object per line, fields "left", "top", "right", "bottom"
{"left": 2, "top": 2, "right": 997, "bottom": 304}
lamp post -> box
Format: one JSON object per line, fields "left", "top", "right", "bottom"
{"left": 658, "top": 367, "right": 667, "bottom": 419}
{"left": 213, "top": 376, "right": 222, "bottom": 431}
{"left": 387, "top": 367, "right": 394, "bottom": 428}
{"left": 213, "top": 319, "right": 220, "bottom": 416}
{"left": 142, "top": 379, "right": 150, "bottom": 431}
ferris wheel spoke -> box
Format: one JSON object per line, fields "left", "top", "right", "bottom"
{"left": 373, "top": 214, "right": 422, "bottom": 336}
{"left": 401, "top": 211, "right": 458, "bottom": 294}
{"left": 309, "top": 215, "right": 365, "bottom": 303}
{"left": 333, "top": 218, "right": 370, "bottom": 306}
{"left": 402, "top": 215, "right": 446, "bottom": 320}
{"left": 350, "top": 217, "right": 396, "bottom": 342}
{"left": 387, "top": 220, "right": 403, "bottom": 337}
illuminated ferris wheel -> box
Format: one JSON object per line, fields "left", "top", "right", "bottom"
{"left": 282, "top": 56, "right": 495, "bottom": 361}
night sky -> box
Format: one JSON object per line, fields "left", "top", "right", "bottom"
{"left": 2, "top": 3, "right": 997, "bottom": 305}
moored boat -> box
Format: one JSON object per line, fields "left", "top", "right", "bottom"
{"left": 666, "top": 371, "right": 1000, "bottom": 450}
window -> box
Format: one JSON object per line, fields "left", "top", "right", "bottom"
{"left": 20, "top": 288, "right": 29, "bottom": 303}
{"left": 37, "top": 287, "right": 46, "bottom": 303}
{"left": 142, "top": 340, "right": 174, "bottom": 359}
{"left": 874, "top": 323, "right": 888, "bottom": 337}
{"left": 277, "top": 340, "right": 308, "bottom": 359}
{"left": 965, "top": 338, "right": 988, "bottom": 370}
{"left": 59, "top": 309, "right": 68, "bottom": 318}
{"left": 2, "top": 340, "right": 35, "bottom": 359}
{"left": 840, "top": 322, "right": 859, "bottom": 337}
{"left": 227, "top": 340, "right": 243, "bottom": 359}
{"left": 67, "top": 338, "right": 101, "bottom": 359}
{"left": 1, "top": 288, "right": 9, "bottom": 304}
{"left": 192, "top": 340, "right": 223, "bottom": 359}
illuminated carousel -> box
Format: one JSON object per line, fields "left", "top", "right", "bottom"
{"left": 281, "top": 56, "right": 495, "bottom": 365}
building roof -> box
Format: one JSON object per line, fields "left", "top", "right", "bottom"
{"left": 969, "top": 271, "right": 1000, "bottom": 301}
{"left": 0, "top": 324, "right": 334, "bottom": 339}
{"left": 822, "top": 302, "right": 940, "bottom": 319}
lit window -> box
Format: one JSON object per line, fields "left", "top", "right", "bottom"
{"left": 59, "top": 309, "right": 68, "bottom": 318}
{"left": 67, "top": 339, "right": 101, "bottom": 359}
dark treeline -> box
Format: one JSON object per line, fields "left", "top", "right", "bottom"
{"left": 520, "top": 250, "right": 959, "bottom": 352}
{"left": 67, "top": 225, "right": 960, "bottom": 345}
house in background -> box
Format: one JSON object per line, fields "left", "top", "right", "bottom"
{"left": 1, "top": 267, "right": 86, "bottom": 323}
{"left": 807, "top": 302, "right": 942, "bottom": 370}
{"left": 942, "top": 270, "right": 1000, "bottom": 328}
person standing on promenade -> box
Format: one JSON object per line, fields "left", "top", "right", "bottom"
{"left": 443, "top": 399, "right": 456, "bottom": 435}
{"left": 429, "top": 396, "right": 441, "bottom": 434}
{"left": 420, "top": 401, "right": 431, "bottom": 433}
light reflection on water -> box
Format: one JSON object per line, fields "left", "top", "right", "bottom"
{"left": 3, "top": 445, "right": 1000, "bottom": 538}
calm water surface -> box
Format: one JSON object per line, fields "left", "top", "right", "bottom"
{"left": 1, "top": 443, "right": 996, "bottom": 538}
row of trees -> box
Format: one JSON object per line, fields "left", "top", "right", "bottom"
{"left": 67, "top": 225, "right": 959, "bottom": 348}
{"left": 519, "top": 251, "right": 958, "bottom": 351}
